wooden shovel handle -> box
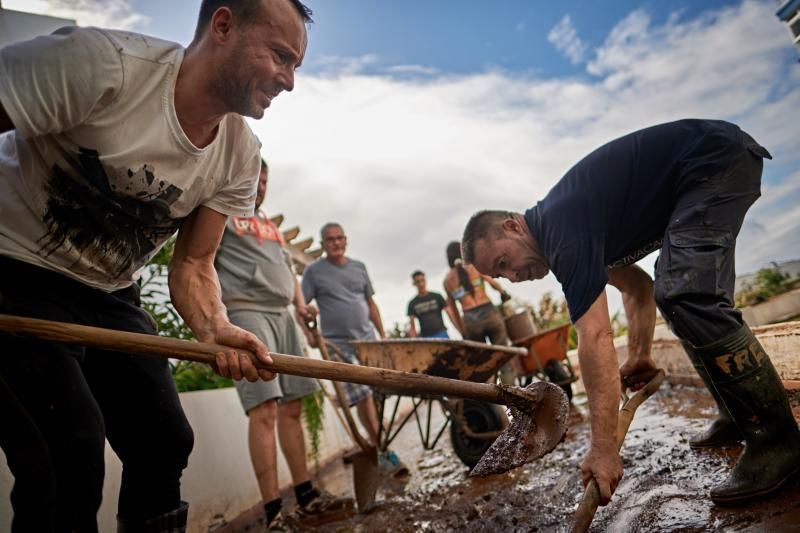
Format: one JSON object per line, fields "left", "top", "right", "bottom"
{"left": 571, "top": 369, "right": 665, "bottom": 533}
{"left": 0, "top": 314, "right": 510, "bottom": 405}
{"left": 309, "top": 326, "right": 374, "bottom": 453}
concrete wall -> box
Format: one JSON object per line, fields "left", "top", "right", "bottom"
{"left": 0, "top": 384, "right": 377, "bottom": 532}
{"left": 741, "top": 288, "right": 800, "bottom": 326}
{"left": 566, "top": 320, "right": 800, "bottom": 395}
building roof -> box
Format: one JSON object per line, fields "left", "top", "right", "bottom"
{"left": 777, "top": 0, "right": 800, "bottom": 22}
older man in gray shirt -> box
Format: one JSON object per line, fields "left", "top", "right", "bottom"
{"left": 301, "top": 222, "right": 407, "bottom": 474}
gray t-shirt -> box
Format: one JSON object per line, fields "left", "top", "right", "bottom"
{"left": 215, "top": 212, "right": 295, "bottom": 313}
{"left": 301, "top": 258, "right": 376, "bottom": 341}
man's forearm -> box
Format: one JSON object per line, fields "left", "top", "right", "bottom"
{"left": 368, "top": 301, "right": 385, "bottom": 338}
{"left": 609, "top": 265, "right": 655, "bottom": 362}
{"left": 169, "top": 257, "right": 227, "bottom": 341}
{"left": 577, "top": 333, "right": 620, "bottom": 449}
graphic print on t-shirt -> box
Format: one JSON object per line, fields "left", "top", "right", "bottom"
{"left": 607, "top": 238, "right": 663, "bottom": 269}
{"left": 37, "top": 147, "right": 184, "bottom": 278}
{"left": 231, "top": 215, "right": 285, "bottom": 246}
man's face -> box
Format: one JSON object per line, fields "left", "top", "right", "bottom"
{"left": 216, "top": 0, "right": 307, "bottom": 119}
{"left": 470, "top": 220, "right": 549, "bottom": 283}
{"left": 255, "top": 166, "right": 268, "bottom": 207}
{"left": 322, "top": 226, "right": 347, "bottom": 261}
{"left": 413, "top": 274, "right": 427, "bottom": 293}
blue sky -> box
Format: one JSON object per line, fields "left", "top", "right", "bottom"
{"left": 5, "top": 0, "right": 800, "bottom": 332}
{"left": 131, "top": 0, "right": 739, "bottom": 77}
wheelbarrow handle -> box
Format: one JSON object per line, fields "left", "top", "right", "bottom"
{"left": 571, "top": 369, "right": 666, "bottom": 533}
{"left": 0, "top": 314, "right": 522, "bottom": 408}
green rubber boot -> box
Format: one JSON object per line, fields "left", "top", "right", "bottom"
{"left": 692, "top": 325, "right": 800, "bottom": 506}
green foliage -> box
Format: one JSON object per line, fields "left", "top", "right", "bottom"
{"left": 529, "top": 292, "right": 577, "bottom": 350}
{"left": 387, "top": 321, "right": 410, "bottom": 339}
{"left": 735, "top": 264, "right": 794, "bottom": 307}
{"left": 172, "top": 360, "right": 234, "bottom": 393}
{"left": 610, "top": 310, "right": 629, "bottom": 339}
{"left": 302, "top": 389, "right": 326, "bottom": 466}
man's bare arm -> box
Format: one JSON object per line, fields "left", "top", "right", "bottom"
{"left": 169, "top": 206, "right": 273, "bottom": 381}
{"left": 367, "top": 296, "right": 386, "bottom": 339}
{"left": 607, "top": 264, "right": 657, "bottom": 381}
{"left": 408, "top": 315, "right": 418, "bottom": 338}
{"left": 575, "top": 289, "right": 623, "bottom": 505}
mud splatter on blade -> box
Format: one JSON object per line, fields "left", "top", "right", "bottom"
{"left": 470, "top": 382, "right": 569, "bottom": 477}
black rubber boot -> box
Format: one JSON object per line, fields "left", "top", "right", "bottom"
{"left": 692, "top": 325, "right": 800, "bottom": 506}
{"left": 117, "top": 501, "right": 189, "bottom": 533}
{"left": 681, "top": 340, "right": 743, "bottom": 449}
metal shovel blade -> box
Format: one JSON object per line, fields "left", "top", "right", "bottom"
{"left": 345, "top": 447, "right": 381, "bottom": 513}
{"left": 470, "top": 381, "right": 570, "bottom": 477}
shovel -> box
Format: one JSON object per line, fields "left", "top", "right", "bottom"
{"left": 570, "top": 368, "right": 666, "bottom": 533}
{"left": 307, "top": 323, "right": 381, "bottom": 513}
{"left": 0, "top": 314, "right": 569, "bottom": 477}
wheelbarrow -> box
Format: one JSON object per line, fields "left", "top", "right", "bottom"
{"left": 512, "top": 323, "right": 578, "bottom": 400}
{"left": 351, "top": 338, "right": 528, "bottom": 468}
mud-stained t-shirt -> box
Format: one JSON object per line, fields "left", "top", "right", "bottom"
{"left": 301, "top": 258, "right": 376, "bottom": 341}
{"left": 0, "top": 26, "right": 261, "bottom": 291}
{"left": 215, "top": 211, "right": 296, "bottom": 313}
{"left": 407, "top": 292, "right": 447, "bottom": 337}
{"left": 524, "top": 119, "right": 764, "bottom": 323}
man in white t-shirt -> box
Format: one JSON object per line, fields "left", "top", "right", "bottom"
{"left": 0, "top": 0, "right": 312, "bottom": 531}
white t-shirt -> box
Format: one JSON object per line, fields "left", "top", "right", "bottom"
{"left": 0, "top": 26, "right": 261, "bottom": 291}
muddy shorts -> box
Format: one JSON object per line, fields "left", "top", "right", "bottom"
{"left": 228, "top": 308, "right": 320, "bottom": 414}
{"left": 325, "top": 338, "right": 373, "bottom": 407}
{"left": 654, "top": 134, "right": 771, "bottom": 347}
{"left": 463, "top": 302, "right": 509, "bottom": 345}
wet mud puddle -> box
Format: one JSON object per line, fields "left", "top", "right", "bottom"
{"left": 298, "top": 386, "right": 800, "bottom": 532}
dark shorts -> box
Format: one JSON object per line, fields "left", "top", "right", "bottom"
{"left": 463, "top": 302, "right": 509, "bottom": 345}
{"left": 653, "top": 134, "right": 770, "bottom": 347}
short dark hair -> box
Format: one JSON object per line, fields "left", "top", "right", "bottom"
{"left": 193, "top": 0, "right": 313, "bottom": 43}
{"left": 461, "top": 210, "right": 516, "bottom": 264}
{"left": 411, "top": 270, "right": 424, "bottom": 279}
{"left": 320, "top": 222, "right": 343, "bottom": 241}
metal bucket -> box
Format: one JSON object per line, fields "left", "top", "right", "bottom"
{"left": 504, "top": 310, "right": 536, "bottom": 343}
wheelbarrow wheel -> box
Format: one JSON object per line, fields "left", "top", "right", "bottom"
{"left": 449, "top": 399, "right": 505, "bottom": 468}
{"left": 544, "top": 359, "right": 573, "bottom": 401}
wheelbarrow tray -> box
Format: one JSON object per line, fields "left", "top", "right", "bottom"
{"left": 513, "top": 323, "right": 571, "bottom": 375}
{"left": 351, "top": 338, "right": 526, "bottom": 384}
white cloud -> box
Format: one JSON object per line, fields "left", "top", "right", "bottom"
{"left": 548, "top": 14, "right": 588, "bottom": 64}
{"left": 3, "top": 0, "right": 147, "bottom": 29}
{"left": 250, "top": 0, "right": 800, "bottom": 332}
{"left": 312, "top": 54, "right": 381, "bottom": 75}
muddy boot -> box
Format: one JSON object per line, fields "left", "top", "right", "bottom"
{"left": 682, "top": 340, "right": 743, "bottom": 449}
{"left": 117, "top": 501, "right": 189, "bottom": 533}
{"left": 693, "top": 325, "right": 800, "bottom": 506}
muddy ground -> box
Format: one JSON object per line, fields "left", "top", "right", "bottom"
{"left": 229, "top": 385, "right": 800, "bottom": 532}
